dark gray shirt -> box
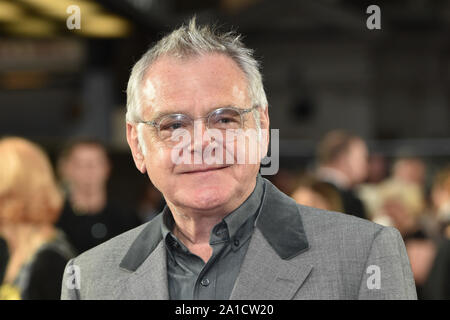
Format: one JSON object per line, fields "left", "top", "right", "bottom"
{"left": 161, "top": 175, "right": 265, "bottom": 300}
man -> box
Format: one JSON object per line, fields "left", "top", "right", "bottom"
{"left": 61, "top": 18, "right": 416, "bottom": 299}
{"left": 315, "top": 130, "right": 369, "bottom": 220}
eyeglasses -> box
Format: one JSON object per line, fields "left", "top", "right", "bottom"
{"left": 136, "top": 105, "right": 259, "bottom": 145}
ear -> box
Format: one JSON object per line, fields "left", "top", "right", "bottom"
{"left": 259, "top": 105, "right": 270, "bottom": 131}
{"left": 126, "top": 123, "right": 147, "bottom": 174}
{"left": 259, "top": 105, "right": 270, "bottom": 158}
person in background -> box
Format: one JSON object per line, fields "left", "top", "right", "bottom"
{"left": 291, "top": 174, "right": 343, "bottom": 212}
{"left": 392, "top": 156, "right": 427, "bottom": 188}
{"left": 430, "top": 165, "right": 450, "bottom": 238}
{"left": 56, "top": 139, "right": 140, "bottom": 254}
{"left": 375, "top": 180, "right": 426, "bottom": 238}
{"left": 357, "top": 153, "right": 388, "bottom": 221}
{"left": 375, "top": 173, "right": 439, "bottom": 299}
{"left": 315, "top": 130, "right": 369, "bottom": 220}
{"left": 0, "top": 137, "right": 75, "bottom": 299}
{"left": 418, "top": 165, "right": 450, "bottom": 299}
{"left": 421, "top": 239, "right": 450, "bottom": 299}
{"left": 0, "top": 236, "right": 9, "bottom": 285}
{"left": 266, "top": 168, "right": 299, "bottom": 196}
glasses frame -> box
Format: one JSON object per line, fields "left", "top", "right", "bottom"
{"left": 136, "top": 105, "right": 259, "bottom": 140}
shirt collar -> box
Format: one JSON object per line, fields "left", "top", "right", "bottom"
{"left": 222, "top": 174, "right": 265, "bottom": 240}
{"left": 160, "top": 174, "right": 265, "bottom": 249}
{"left": 120, "top": 175, "right": 309, "bottom": 272}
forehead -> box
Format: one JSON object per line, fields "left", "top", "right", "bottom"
{"left": 140, "top": 53, "right": 250, "bottom": 116}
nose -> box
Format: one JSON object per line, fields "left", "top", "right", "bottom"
{"left": 187, "top": 119, "right": 210, "bottom": 155}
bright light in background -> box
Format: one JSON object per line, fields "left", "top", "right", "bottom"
{"left": 19, "top": 0, "right": 102, "bottom": 19}
{"left": 2, "top": 0, "right": 132, "bottom": 38}
{"left": 5, "top": 17, "right": 57, "bottom": 37}
{"left": 0, "top": 1, "right": 25, "bottom": 22}
{"left": 77, "top": 13, "right": 131, "bottom": 38}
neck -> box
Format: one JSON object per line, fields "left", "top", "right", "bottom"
{"left": 167, "top": 178, "right": 257, "bottom": 262}
{"left": 170, "top": 207, "right": 226, "bottom": 245}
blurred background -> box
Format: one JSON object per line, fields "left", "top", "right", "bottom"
{"left": 0, "top": 0, "right": 449, "bottom": 299}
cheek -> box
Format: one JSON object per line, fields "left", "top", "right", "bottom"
{"left": 226, "top": 134, "right": 261, "bottom": 165}
{"left": 145, "top": 144, "right": 175, "bottom": 182}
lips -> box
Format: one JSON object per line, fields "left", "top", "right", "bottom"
{"left": 179, "top": 165, "right": 231, "bottom": 174}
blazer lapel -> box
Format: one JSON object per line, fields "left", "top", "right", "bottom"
{"left": 231, "top": 178, "right": 313, "bottom": 300}
{"left": 230, "top": 228, "right": 313, "bottom": 300}
{"left": 115, "top": 241, "right": 169, "bottom": 300}
{"left": 114, "top": 177, "right": 313, "bottom": 300}
{"left": 114, "top": 214, "right": 169, "bottom": 299}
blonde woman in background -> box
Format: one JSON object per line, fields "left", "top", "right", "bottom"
{"left": 0, "top": 137, "right": 75, "bottom": 299}
{"left": 431, "top": 165, "right": 450, "bottom": 238}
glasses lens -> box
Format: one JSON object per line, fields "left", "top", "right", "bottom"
{"left": 208, "top": 108, "right": 242, "bottom": 131}
{"left": 158, "top": 114, "right": 192, "bottom": 141}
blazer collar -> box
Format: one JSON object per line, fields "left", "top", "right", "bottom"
{"left": 119, "top": 213, "right": 164, "bottom": 272}
{"left": 230, "top": 179, "right": 312, "bottom": 300}
{"left": 255, "top": 178, "right": 310, "bottom": 260}
{"left": 119, "top": 175, "right": 310, "bottom": 272}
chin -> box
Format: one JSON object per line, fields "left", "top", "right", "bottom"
{"left": 162, "top": 166, "right": 254, "bottom": 212}
{"left": 168, "top": 181, "right": 236, "bottom": 212}
{"left": 186, "top": 185, "right": 233, "bottom": 210}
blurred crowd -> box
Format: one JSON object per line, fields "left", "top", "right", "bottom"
{"left": 283, "top": 130, "right": 450, "bottom": 300}
{"left": 0, "top": 137, "right": 163, "bottom": 299}
{"left": 0, "top": 131, "right": 449, "bottom": 299}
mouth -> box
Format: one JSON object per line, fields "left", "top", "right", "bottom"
{"left": 181, "top": 165, "right": 231, "bottom": 174}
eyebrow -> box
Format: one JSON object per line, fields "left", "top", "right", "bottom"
{"left": 148, "top": 105, "right": 239, "bottom": 121}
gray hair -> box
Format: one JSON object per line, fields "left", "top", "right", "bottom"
{"left": 125, "top": 17, "right": 268, "bottom": 124}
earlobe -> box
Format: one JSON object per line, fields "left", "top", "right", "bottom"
{"left": 261, "top": 106, "right": 270, "bottom": 130}
{"left": 259, "top": 105, "right": 270, "bottom": 159}
{"left": 126, "top": 123, "right": 147, "bottom": 174}
{"left": 135, "top": 142, "right": 147, "bottom": 173}
{"left": 261, "top": 105, "right": 270, "bottom": 141}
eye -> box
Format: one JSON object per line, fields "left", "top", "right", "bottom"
{"left": 218, "top": 117, "right": 235, "bottom": 124}
{"left": 210, "top": 109, "right": 241, "bottom": 129}
{"left": 159, "top": 115, "right": 190, "bottom": 132}
{"left": 170, "top": 122, "right": 183, "bottom": 130}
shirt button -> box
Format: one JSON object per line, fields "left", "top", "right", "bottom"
{"left": 200, "top": 278, "right": 210, "bottom": 287}
{"left": 234, "top": 239, "right": 240, "bottom": 247}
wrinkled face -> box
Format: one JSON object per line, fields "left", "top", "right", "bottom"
{"left": 127, "top": 53, "right": 269, "bottom": 215}
{"left": 63, "top": 145, "right": 110, "bottom": 190}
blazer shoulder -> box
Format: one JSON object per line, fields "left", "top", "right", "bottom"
{"left": 71, "top": 222, "right": 150, "bottom": 271}
{"left": 297, "top": 204, "right": 385, "bottom": 248}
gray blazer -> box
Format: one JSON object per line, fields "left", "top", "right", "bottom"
{"left": 61, "top": 179, "right": 417, "bottom": 300}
